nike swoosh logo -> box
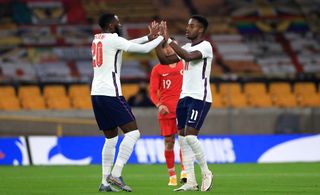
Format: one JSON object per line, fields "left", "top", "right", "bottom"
{"left": 162, "top": 73, "right": 169, "bottom": 76}
{"left": 188, "top": 120, "right": 196, "bottom": 123}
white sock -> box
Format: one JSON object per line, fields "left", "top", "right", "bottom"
{"left": 111, "top": 130, "right": 140, "bottom": 177}
{"left": 186, "top": 135, "right": 210, "bottom": 174}
{"left": 178, "top": 135, "right": 196, "bottom": 185}
{"left": 102, "top": 136, "right": 118, "bottom": 185}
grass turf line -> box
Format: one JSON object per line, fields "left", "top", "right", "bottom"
{"left": 0, "top": 163, "right": 319, "bottom": 194}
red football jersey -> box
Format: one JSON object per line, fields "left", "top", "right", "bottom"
{"left": 149, "top": 61, "right": 183, "bottom": 119}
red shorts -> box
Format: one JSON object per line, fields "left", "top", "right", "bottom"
{"left": 159, "top": 118, "right": 177, "bottom": 136}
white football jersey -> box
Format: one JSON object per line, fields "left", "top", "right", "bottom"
{"left": 91, "top": 33, "right": 132, "bottom": 96}
{"left": 180, "top": 40, "right": 213, "bottom": 102}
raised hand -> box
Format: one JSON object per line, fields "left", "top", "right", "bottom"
{"left": 148, "top": 21, "right": 160, "bottom": 40}
{"left": 159, "top": 21, "right": 169, "bottom": 41}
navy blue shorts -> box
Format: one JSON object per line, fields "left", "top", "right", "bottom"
{"left": 91, "top": 95, "right": 135, "bottom": 130}
{"left": 176, "top": 97, "right": 211, "bottom": 131}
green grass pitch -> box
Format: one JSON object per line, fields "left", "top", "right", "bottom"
{"left": 0, "top": 163, "right": 319, "bottom": 194}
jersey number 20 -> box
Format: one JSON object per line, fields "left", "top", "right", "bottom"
{"left": 92, "top": 41, "right": 103, "bottom": 67}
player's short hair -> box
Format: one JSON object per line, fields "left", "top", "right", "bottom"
{"left": 191, "top": 15, "right": 208, "bottom": 33}
{"left": 99, "top": 13, "right": 116, "bottom": 30}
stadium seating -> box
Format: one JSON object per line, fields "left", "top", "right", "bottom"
{"left": 69, "top": 84, "right": 90, "bottom": 99}
{"left": 269, "top": 82, "right": 292, "bottom": 95}
{"left": 47, "top": 96, "right": 72, "bottom": 110}
{"left": 43, "top": 85, "right": 67, "bottom": 99}
{"left": 18, "top": 85, "right": 46, "bottom": 110}
{"left": 18, "top": 85, "right": 41, "bottom": 99}
{"left": 298, "top": 93, "right": 320, "bottom": 107}
{"left": 43, "top": 85, "right": 72, "bottom": 110}
{"left": 69, "top": 84, "right": 92, "bottom": 110}
{"left": 71, "top": 96, "right": 92, "bottom": 110}
{"left": 248, "top": 94, "right": 273, "bottom": 108}
{"left": 212, "top": 94, "right": 224, "bottom": 108}
{"left": 21, "top": 96, "right": 46, "bottom": 110}
{"left": 219, "top": 83, "right": 242, "bottom": 95}
{"left": 0, "top": 0, "right": 319, "bottom": 112}
{"left": 0, "top": 97, "right": 20, "bottom": 110}
{"left": 0, "top": 86, "right": 20, "bottom": 110}
{"left": 273, "top": 93, "right": 298, "bottom": 108}
{"left": 225, "top": 93, "right": 248, "bottom": 108}
{"left": 244, "top": 83, "right": 267, "bottom": 97}
{"left": 0, "top": 86, "right": 16, "bottom": 98}
{"left": 244, "top": 83, "right": 273, "bottom": 108}
{"left": 294, "top": 82, "right": 317, "bottom": 96}
{"left": 122, "top": 83, "right": 140, "bottom": 100}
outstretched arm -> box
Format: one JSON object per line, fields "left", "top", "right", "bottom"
{"left": 126, "top": 35, "right": 164, "bottom": 53}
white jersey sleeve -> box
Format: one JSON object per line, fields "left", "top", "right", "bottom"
{"left": 129, "top": 35, "right": 149, "bottom": 44}
{"left": 113, "top": 36, "right": 133, "bottom": 51}
{"left": 126, "top": 36, "right": 163, "bottom": 53}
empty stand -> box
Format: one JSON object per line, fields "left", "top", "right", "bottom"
{"left": 212, "top": 94, "right": 224, "bottom": 108}
{"left": 298, "top": 93, "right": 320, "bottom": 107}
{"left": 249, "top": 94, "right": 273, "bottom": 108}
{"left": 244, "top": 83, "right": 273, "bottom": 108}
{"left": 0, "top": 97, "right": 20, "bottom": 111}
{"left": 71, "top": 96, "right": 92, "bottom": 110}
{"left": 43, "top": 85, "right": 67, "bottom": 99}
{"left": 219, "top": 83, "right": 242, "bottom": 95}
{"left": 244, "top": 83, "right": 267, "bottom": 97}
{"left": 21, "top": 96, "right": 46, "bottom": 110}
{"left": 269, "top": 82, "right": 292, "bottom": 95}
{"left": 0, "top": 86, "right": 16, "bottom": 98}
{"left": 0, "top": 86, "right": 20, "bottom": 110}
{"left": 225, "top": 93, "right": 248, "bottom": 108}
{"left": 69, "top": 84, "right": 90, "bottom": 99}
{"left": 294, "top": 82, "right": 317, "bottom": 95}
{"left": 18, "top": 85, "right": 41, "bottom": 99}
{"left": 69, "top": 84, "right": 91, "bottom": 110}
{"left": 122, "top": 83, "right": 139, "bottom": 100}
{"left": 47, "top": 96, "right": 72, "bottom": 110}
{"left": 273, "top": 93, "right": 298, "bottom": 108}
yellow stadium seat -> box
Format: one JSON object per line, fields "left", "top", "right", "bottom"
{"left": 244, "top": 83, "right": 267, "bottom": 97}
{"left": 273, "top": 93, "right": 297, "bottom": 108}
{"left": 72, "top": 96, "right": 92, "bottom": 110}
{"left": 21, "top": 96, "right": 46, "bottom": 110}
{"left": 0, "top": 86, "right": 16, "bottom": 98}
{"left": 269, "top": 82, "right": 292, "bottom": 95}
{"left": 47, "top": 96, "right": 71, "bottom": 110}
{"left": 69, "top": 84, "right": 90, "bottom": 99}
{"left": 294, "top": 82, "right": 317, "bottom": 95}
{"left": 248, "top": 94, "right": 273, "bottom": 108}
{"left": 44, "top": 85, "right": 67, "bottom": 99}
{"left": 0, "top": 97, "right": 20, "bottom": 110}
{"left": 210, "top": 84, "right": 218, "bottom": 95}
{"left": 225, "top": 93, "right": 248, "bottom": 108}
{"left": 219, "top": 83, "right": 242, "bottom": 95}
{"left": 299, "top": 93, "right": 320, "bottom": 107}
{"left": 18, "top": 85, "right": 41, "bottom": 99}
{"left": 212, "top": 94, "right": 224, "bottom": 108}
{"left": 122, "top": 84, "right": 139, "bottom": 100}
